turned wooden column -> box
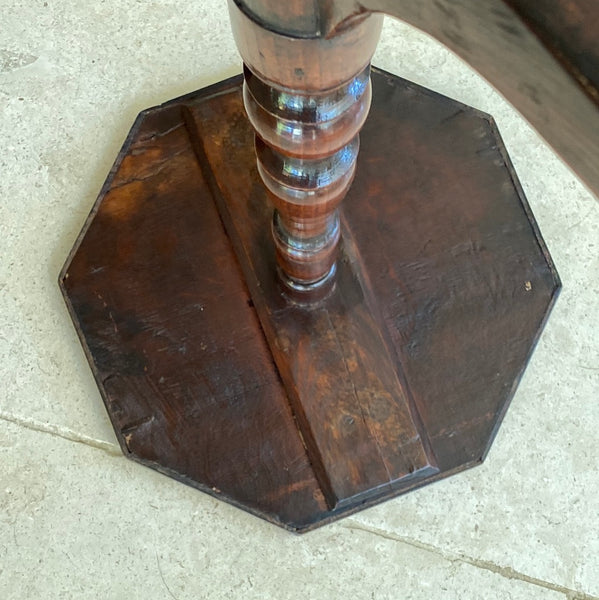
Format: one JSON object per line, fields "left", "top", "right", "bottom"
{"left": 229, "top": 0, "right": 383, "bottom": 299}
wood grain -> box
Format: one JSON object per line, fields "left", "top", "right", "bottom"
{"left": 186, "top": 87, "right": 438, "bottom": 509}
{"left": 60, "top": 70, "right": 559, "bottom": 530}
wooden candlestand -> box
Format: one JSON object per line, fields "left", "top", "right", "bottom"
{"left": 60, "top": 0, "right": 598, "bottom": 531}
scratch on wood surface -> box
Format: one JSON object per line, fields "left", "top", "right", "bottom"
{"left": 324, "top": 309, "right": 393, "bottom": 484}
{"left": 109, "top": 147, "right": 186, "bottom": 190}
{"left": 120, "top": 415, "right": 155, "bottom": 436}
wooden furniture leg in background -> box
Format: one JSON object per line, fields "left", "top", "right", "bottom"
{"left": 59, "top": 1, "right": 563, "bottom": 530}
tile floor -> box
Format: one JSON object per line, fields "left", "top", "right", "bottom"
{"left": 1, "top": 1, "right": 597, "bottom": 598}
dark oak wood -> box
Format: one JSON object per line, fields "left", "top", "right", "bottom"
{"left": 185, "top": 89, "right": 438, "bottom": 510}
{"left": 60, "top": 91, "right": 327, "bottom": 529}
{"left": 60, "top": 70, "right": 559, "bottom": 530}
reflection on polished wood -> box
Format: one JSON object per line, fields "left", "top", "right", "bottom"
{"left": 229, "top": 1, "right": 383, "bottom": 298}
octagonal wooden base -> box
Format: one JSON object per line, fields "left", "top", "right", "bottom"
{"left": 60, "top": 68, "right": 560, "bottom": 531}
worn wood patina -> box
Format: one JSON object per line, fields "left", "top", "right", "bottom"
{"left": 58, "top": 0, "right": 594, "bottom": 529}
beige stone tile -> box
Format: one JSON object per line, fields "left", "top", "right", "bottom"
{"left": 1, "top": 3, "right": 597, "bottom": 599}
{"left": 0, "top": 420, "right": 569, "bottom": 600}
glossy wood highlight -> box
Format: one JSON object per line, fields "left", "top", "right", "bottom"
{"left": 230, "top": 2, "right": 383, "bottom": 297}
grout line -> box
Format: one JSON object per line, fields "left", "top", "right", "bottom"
{"left": 342, "top": 522, "right": 597, "bottom": 600}
{"left": 0, "top": 411, "right": 122, "bottom": 457}
{"left": 0, "top": 411, "right": 594, "bottom": 600}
